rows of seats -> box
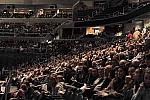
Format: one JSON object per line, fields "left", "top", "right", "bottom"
{"left": 0, "top": 22, "right": 61, "bottom": 37}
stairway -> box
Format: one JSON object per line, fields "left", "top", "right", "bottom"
{"left": 44, "top": 20, "right": 73, "bottom": 41}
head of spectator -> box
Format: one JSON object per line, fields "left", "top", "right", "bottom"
{"left": 98, "top": 67, "right": 104, "bottom": 78}
{"left": 91, "top": 68, "right": 98, "bottom": 77}
{"left": 56, "top": 75, "right": 64, "bottom": 83}
{"left": 104, "top": 65, "right": 112, "bottom": 78}
{"left": 117, "top": 67, "right": 125, "bottom": 79}
{"left": 119, "top": 60, "right": 127, "bottom": 67}
{"left": 134, "top": 68, "right": 144, "bottom": 85}
{"left": 125, "top": 75, "right": 132, "bottom": 85}
{"left": 128, "top": 67, "right": 135, "bottom": 79}
{"left": 132, "top": 59, "right": 140, "bottom": 68}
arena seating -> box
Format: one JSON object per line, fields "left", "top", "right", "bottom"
{"left": 0, "top": 22, "right": 61, "bottom": 37}
{"left": 0, "top": 1, "right": 150, "bottom": 100}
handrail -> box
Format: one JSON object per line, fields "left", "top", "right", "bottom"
{"left": 72, "top": 0, "right": 81, "bottom": 9}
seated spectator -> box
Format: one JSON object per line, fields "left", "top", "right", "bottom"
{"left": 94, "top": 65, "right": 112, "bottom": 92}
{"left": 106, "top": 67, "right": 125, "bottom": 93}
{"left": 133, "top": 68, "right": 144, "bottom": 94}
{"left": 131, "top": 68, "right": 150, "bottom": 100}
{"left": 121, "top": 75, "right": 134, "bottom": 100}
{"left": 55, "top": 75, "right": 65, "bottom": 95}
{"left": 11, "top": 84, "right": 27, "bottom": 100}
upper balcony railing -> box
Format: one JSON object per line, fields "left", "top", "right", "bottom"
{"left": 73, "top": 0, "right": 150, "bottom": 21}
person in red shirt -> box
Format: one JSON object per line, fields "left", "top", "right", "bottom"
{"left": 127, "top": 31, "right": 133, "bottom": 40}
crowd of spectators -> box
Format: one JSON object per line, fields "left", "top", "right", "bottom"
{"left": 74, "top": 1, "right": 150, "bottom": 21}
{"left": 0, "top": 27, "right": 149, "bottom": 100}
{"left": 0, "top": 8, "right": 72, "bottom": 18}
{"left": 38, "top": 10, "right": 72, "bottom": 18}
{"left": 0, "top": 22, "right": 61, "bottom": 37}
{"left": 0, "top": 40, "right": 51, "bottom": 54}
